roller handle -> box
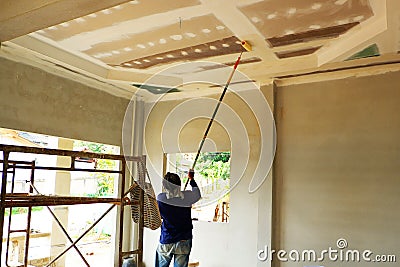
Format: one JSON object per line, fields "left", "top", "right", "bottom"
{"left": 183, "top": 52, "right": 242, "bottom": 190}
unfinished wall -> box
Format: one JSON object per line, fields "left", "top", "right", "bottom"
{"left": 0, "top": 55, "right": 135, "bottom": 266}
{"left": 273, "top": 70, "right": 400, "bottom": 266}
{"left": 142, "top": 86, "right": 274, "bottom": 267}
{"left": 0, "top": 56, "right": 129, "bottom": 145}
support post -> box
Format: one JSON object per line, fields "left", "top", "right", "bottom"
{"left": 0, "top": 151, "right": 9, "bottom": 262}
{"left": 50, "top": 138, "right": 73, "bottom": 266}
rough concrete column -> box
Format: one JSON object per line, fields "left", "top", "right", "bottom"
{"left": 257, "top": 84, "right": 274, "bottom": 267}
{"left": 50, "top": 138, "right": 73, "bottom": 267}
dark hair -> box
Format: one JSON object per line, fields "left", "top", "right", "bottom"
{"left": 163, "top": 172, "right": 181, "bottom": 186}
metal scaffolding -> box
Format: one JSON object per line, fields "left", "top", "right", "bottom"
{"left": 0, "top": 144, "right": 145, "bottom": 267}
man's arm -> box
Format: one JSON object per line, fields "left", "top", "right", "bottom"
{"left": 184, "top": 169, "right": 201, "bottom": 204}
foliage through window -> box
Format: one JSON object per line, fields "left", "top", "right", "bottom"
{"left": 73, "top": 140, "right": 119, "bottom": 197}
{"left": 166, "top": 151, "right": 230, "bottom": 223}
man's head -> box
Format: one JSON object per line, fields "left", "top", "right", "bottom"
{"left": 163, "top": 172, "right": 181, "bottom": 189}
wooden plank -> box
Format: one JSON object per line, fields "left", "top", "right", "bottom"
{"left": 117, "top": 36, "right": 247, "bottom": 69}
{"left": 4, "top": 195, "right": 121, "bottom": 207}
{"left": 0, "top": 144, "right": 142, "bottom": 161}
{"left": 275, "top": 46, "right": 322, "bottom": 59}
{"left": 266, "top": 22, "right": 359, "bottom": 48}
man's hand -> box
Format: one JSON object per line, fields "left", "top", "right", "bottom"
{"left": 188, "top": 169, "right": 195, "bottom": 179}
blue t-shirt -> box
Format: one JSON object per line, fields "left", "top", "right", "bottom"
{"left": 157, "top": 179, "right": 201, "bottom": 244}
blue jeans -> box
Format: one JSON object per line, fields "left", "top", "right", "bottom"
{"left": 155, "top": 239, "right": 192, "bottom": 267}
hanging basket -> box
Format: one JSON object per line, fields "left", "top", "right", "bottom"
{"left": 129, "top": 162, "right": 161, "bottom": 230}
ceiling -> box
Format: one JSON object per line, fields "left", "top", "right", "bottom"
{"left": 1, "top": 0, "right": 400, "bottom": 101}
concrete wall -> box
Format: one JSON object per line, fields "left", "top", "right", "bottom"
{"left": 273, "top": 71, "right": 400, "bottom": 266}
{"left": 142, "top": 86, "right": 274, "bottom": 267}
{"left": 2, "top": 52, "right": 399, "bottom": 267}
{"left": 142, "top": 69, "right": 400, "bottom": 267}
{"left": 0, "top": 56, "right": 133, "bottom": 266}
{"left": 0, "top": 56, "right": 129, "bottom": 146}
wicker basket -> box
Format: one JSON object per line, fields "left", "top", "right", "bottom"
{"left": 130, "top": 162, "right": 161, "bottom": 230}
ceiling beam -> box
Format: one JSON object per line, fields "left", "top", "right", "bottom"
{"left": 201, "top": 0, "right": 277, "bottom": 62}
{"left": 275, "top": 53, "right": 400, "bottom": 86}
{"left": 317, "top": 0, "right": 387, "bottom": 66}
{"left": 366, "top": 0, "right": 399, "bottom": 55}
{"left": 0, "top": 0, "right": 133, "bottom": 42}
{"left": 10, "top": 34, "right": 110, "bottom": 77}
{"left": 1, "top": 41, "right": 136, "bottom": 99}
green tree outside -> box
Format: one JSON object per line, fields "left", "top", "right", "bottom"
{"left": 74, "top": 141, "right": 117, "bottom": 197}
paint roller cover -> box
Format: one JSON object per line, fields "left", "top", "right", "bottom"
{"left": 241, "top": 40, "right": 252, "bottom": 51}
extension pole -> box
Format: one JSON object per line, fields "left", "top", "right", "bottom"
{"left": 184, "top": 52, "right": 243, "bottom": 190}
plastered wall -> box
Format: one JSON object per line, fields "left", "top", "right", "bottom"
{"left": 273, "top": 71, "right": 400, "bottom": 267}
{"left": 2, "top": 52, "right": 399, "bottom": 267}
{"left": 0, "top": 55, "right": 134, "bottom": 266}
{"left": 142, "top": 87, "right": 274, "bottom": 267}
{"left": 0, "top": 56, "right": 129, "bottom": 146}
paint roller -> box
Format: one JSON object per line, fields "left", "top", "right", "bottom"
{"left": 183, "top": 40, "right": 252, "bottom": 190}
{"left": 241, "top": 40, "right": 252, "bottom": 52}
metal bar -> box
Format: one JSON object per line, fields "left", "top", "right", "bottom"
{"left": 45, "top": 185, "right": 136, "bottom": 267}
{"left": 45, "top": 203, "right": 116, "bottom": 267}
{"left": 48, "top": 207, "right": 91, "bottom": 267}
{"left": 222, "top": 202, "right": 225, "bottom": 222}
{"left": 0, "top": 145, "right": 145, "bottom": 267}
{"left": 0, "top": 160, "right": 35, "bottom": 165}
{"left": 5, "top": 163, "right": 16, "bottom": 267}
{"left": 8, "top": 230, "right": 27, "bottom": 234}
{"left": 30, "top": 183, "right": 90, "bottom": 267}
{"left": 3, "top": 197, "right": 121, "bottom": 208}
{"left": 5, "top": 165, "right": 122, "bottom": 174}
{"left": 71, "top": 156, "right": 75, "bottom": 170}
{"left": 119, "top": 163, "right": 144, "bottom": 266}
{"left": 137, "top": 161, "right": 145, "bottom": 267}
{"left": 24, "top": 207, "right": 32, "bottom": 266}
{"left": 0, "top": 151, "right": 10, "bottom": 262}
{"left": 184, "top": 52, "right": 242, "bottom": 190}
{"left": 137, "top": 188, "right": 144, "bottom": 267}
{"left": 121, "top": 249, "right": 140, "bottom": 257}
{"left": 23, "top": 161, "right": 35, "bottom": 266}
{"left": 118, "top": 160, "right": 126, "bottom": 267}
{"left": 5, "top": 207, "right": 12, "bottom": 267}
{"left": 0, "top": 144, "right": 142, "bottom": 161}
{"left": 10, "top": 163, "right": 16, "bottom": 193}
